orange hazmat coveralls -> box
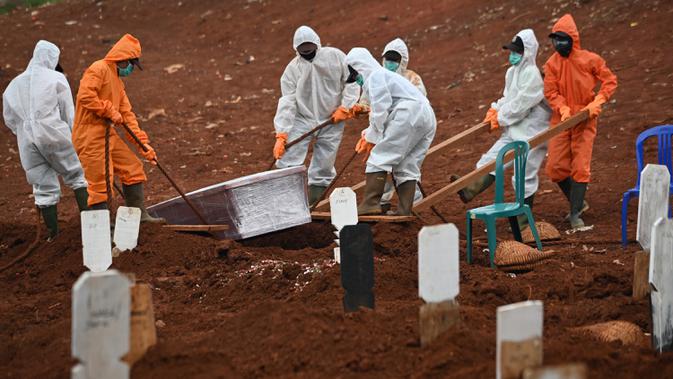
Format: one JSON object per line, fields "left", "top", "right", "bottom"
{"left": 543, "top": 14, "right": 617, "bottom": 184}
{"left": 72, "top": 34, "right": 149, "bottom": 206}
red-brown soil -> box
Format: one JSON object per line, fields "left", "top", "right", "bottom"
{"left": 2, "top": 0, "right": 673, "bottom": 378}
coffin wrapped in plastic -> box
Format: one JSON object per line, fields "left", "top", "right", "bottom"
{"left": 147, "top": 166, "right": 311, "bottom": 240}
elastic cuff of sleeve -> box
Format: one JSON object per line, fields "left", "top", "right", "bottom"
{"left": 364, "top": 128, "right": 382, "bottom": 145}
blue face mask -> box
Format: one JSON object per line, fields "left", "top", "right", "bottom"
{"left": 118, "top": 63, "right": 134, "bottom": 77}
{"left": 355, "top": 74, "right": 364, "bottom": 87}
{"left": 509, "top": 52, "right": 523, "bottom": 66}
{"left": 383, "top": 60, "right": 400, "bottom": 72}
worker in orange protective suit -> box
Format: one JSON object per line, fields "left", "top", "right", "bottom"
{"left": 543, "top": 14, "right": 617, "bottom": 230}
{"left": 72, "top": 34, "right": 164, "bottom": 223}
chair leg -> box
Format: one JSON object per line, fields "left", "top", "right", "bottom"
{"left": 621, "top": 192, "right": 631, "bottom": 247}
{"left": 524, "top": 208, "right": 542, "bottom": 251}
{"left": 466, "top": 214, "right": 473, "bottom": 264}
{"left": 509, "top": 216, "right": 522, "bottom": 242}
{"left": 486, "top": 217, "right": 498, "bottom": 268}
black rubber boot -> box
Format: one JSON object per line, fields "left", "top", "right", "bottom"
{"left": 74, "top": 187, "right": 89, "bottom": 212}
{"left": 394, "top": 180, "right": 417, "bottom": 216}
{"left": 458, "top": 174, "right": 495, "bottom": 203}
{"left": 40, "top": 205, "right": 58, "bottom": 241}
{"left": 357, "top": 172, "right": 387, "bottom": 215}
{"left": 569, "top": 182, "right": 588, "bottom": 229}
{"left": 122, "top": 183, "right": 166, "bottom": 223}
{"left": 557, "top": 177, "right": 572, "bottom": 201}
{"left": 89, "top": 202, "right": 108, "bottom": 210}
{"left": 517, "top": 194, "right": 535, "bottom": 231}
{"left": 308, "top": 185, "right": 328, "bottom": 207}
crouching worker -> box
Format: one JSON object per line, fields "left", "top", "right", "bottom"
{"left": 346, "top": 48, "right": 437, "bottom": 216}
{"left": 378, "top": 38, "right": 427, "bottom": 213}
{"left": 73, "top": 34, "right": 164, "bottom": 223}
{"left": 3, "top": 40, "right": 89, "bottom": 240}
{"left": 458, "top": 29, "right": 551, "bottom": 231}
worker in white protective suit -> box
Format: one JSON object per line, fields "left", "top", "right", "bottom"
{"left": 3, "top": 40, "right": 88, "bottom": 240}
{"left": 457, "top": 29, "right": 551, "bottom": 230}
{"left": 346, "top": 47, "right": 437, "bottom": 216}
{"left": 272, "top": 26, "right": 360, "bottom": 206}
{"left": 378, "top": 38, "right": 427, "bottom": 213}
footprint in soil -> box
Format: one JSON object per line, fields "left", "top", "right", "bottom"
{"left": 239, "top": 222, "right": 335, "bottom": 250}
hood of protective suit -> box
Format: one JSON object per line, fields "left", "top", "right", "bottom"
{"left": 515, "top": 29, "right": 539, "bottom": 68}
{"left": 551, "top": 14, "right": 581, "bottom": 50}
{"left": 346, "top": 48, "right": 382, "bottom": 82}
{"left": 28, "top": 40, "right": 60, "bottom": 70}
{"left": 104, "top": 34, "right": 142, "bottom": 62}
{"left": 382, "top": 38, "right": 409, "bottom": 73}
{"left": 293, "top": 26, "right": 322, "bottom": 51}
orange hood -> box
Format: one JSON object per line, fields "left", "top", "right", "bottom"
{"left": 551, "top": 14, "right": 581, "bottom": 50}
{"left": 104, "top": 34, "right": 141, "bottom": 62}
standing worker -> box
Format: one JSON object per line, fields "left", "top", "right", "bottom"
{"left": 3, "top": 40, "right": 88, "bottom": 240}
{"left": 72, "top": 33, "right": 163, "bottom": 223}
{"left": 346, "top": 47, "right": 437, "bottom": 216}
{"left": 544, "top": 14, "right": 617, "bottom": 230}
{"left": 377, "top": 38, "right": 426, "bottom": 213}
{"left": 272, "top": 25, "right": 360, "bottom": 206}
{"left": 458, "top": 29, "right": 551, "bottom": 231}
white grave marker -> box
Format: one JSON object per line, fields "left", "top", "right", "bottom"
{"left": 418, "top": 224, "right": 460, "bottom": 346}
{"left": 330, "top": 187, "right": 358, "bottom": 264}
{"left": 649, "top": 217, "right": 673, "bottom": 352}
{"left": 637, "top": 164, "right": 670, "bottom": 251}
{"left": 497, "top": 301, "right": 544, "bottom": 379}
{"left": 113, "top": 206, "right": 141, "bottom": 252}
{"left": 81, "top": 210, "right": 112, "bottom": 272}
{"left": 419, "top": 224, "right": 459, "bottom": 302}
{"left": 72, "top": 270, "right": 131, "bottom": 379}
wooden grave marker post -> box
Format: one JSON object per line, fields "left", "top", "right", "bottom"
{"left": 329, "top": 187, "right": 358, "bottom": 264}
{"left": 649, "top": 217, "right": 673, "bottom": 352}
{"left": 418, "top": 223, "right": 460, "bottom": 346}
{"left": 634, "top": 164, "right": 669, "bottom": 299}
{"left": 633, "top": 250, "right": 651, "bottom": 300}
{"left": 81, "top": 210, "right": 112, "bottom": 272}
{"left": 497, "top": 301, "right": 544, "bottom": 379}
{"left": 340, "top": 224, "right": 374, "bottom": 312}
{"left": 123, "top": 283, "right": 157, "bottom": 365}
{"left": 637, "top": 164, "right": 670, "bottom": 251}
{"left": 71, "top": 270, "right": 131, "bottom": 379}
{"left": 113, "top": 206, "right": 141, "bottom": 253}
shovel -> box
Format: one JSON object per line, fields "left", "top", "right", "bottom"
{"left": 267, "top": 119, "right": 334, "bottom": 170}
{"left": 116, "top": 123, "right": 210, "bottom": 226}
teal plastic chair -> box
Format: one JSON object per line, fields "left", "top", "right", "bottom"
{"left": 466, "top": 141, "right": 542, "bottom": 267}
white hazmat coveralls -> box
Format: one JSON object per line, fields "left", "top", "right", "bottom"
{"left": 476, "top": 29, "right": 551, "bottom": 199}
{"left": 382, "top": 38, "right": 427, "bottom": 96}
{"left": 2, "top": 40, "right": 87, "bottom": 207}
{"left": 273, "top": 26, "right": 359, "bottom": 186}
{"left": 379, "top": 38, "right": 427, "bottom": 206}
{"left": 346, "top": 47, "right": 436, "bottom": 184}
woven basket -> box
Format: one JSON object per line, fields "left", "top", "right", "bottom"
{"left": 522, "top": 221, "right": 561, "bottom": 243}
{"left": 494, "top": 240, "right": 554, "bottom": 272}
{"left": 572, "top": 321, "right": 645, "bottom": 347}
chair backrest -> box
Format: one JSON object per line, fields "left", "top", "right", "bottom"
{"left": 635, "top": 125, "right": 673, "bottom": 187}
{"left": 494, "top": 140, "right": 530, "bottom": 205}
